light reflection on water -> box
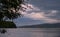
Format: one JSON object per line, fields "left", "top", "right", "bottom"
{"left": 0, "top": 28, "right": 60, "bottom": 37}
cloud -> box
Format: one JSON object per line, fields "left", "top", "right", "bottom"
{"left": 20, "top": 3, "right": 60, "bottom": 23}
{"left": 24, "top": 12, "right": 45, "bottom": 19}
{"left": 13, "top": 0, "right": 60, "bottom": 26}
{"left": 21, "top": 4, "right": 40, "bottom": 12}
{"left": 24, "top": 12, "right": 59, "bottom": 23}
{"left": 44, "top": 10, "right": 58, "bottom": 16}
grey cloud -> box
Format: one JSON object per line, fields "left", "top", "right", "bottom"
{"left": 29, "top": 0, "right": 60, "bottom": 10}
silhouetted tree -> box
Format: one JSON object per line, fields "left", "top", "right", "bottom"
{"left": 0, "top": 0, "right": 25, "bottom": 21}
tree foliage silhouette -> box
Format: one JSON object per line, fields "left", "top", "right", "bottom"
{"left": 0, "top": 0, "right": 25, "bottom": 21}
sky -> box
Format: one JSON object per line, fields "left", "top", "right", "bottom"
{"left": 14, "top": 0, "right": 60, "bottom": 26}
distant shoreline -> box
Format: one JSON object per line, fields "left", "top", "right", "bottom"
{"left": 18, "top": 23, "right": 60, "bottom": 28}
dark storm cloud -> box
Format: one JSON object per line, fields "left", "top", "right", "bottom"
{"left": 29, "top": 0, "right": 60, "bottom": 10}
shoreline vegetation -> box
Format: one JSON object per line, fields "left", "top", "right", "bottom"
{"left": 0, "top": 21, "right": 16, "bottom": 33}
{"left": 0, "top": 21, "right": 17, "bottom": 28}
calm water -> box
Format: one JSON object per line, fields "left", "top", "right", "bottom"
{"left": 0, "top": 28, "right": 60, "bottom": 37}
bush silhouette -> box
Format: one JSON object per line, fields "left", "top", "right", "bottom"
{"left": 0, "top": 21, "right": 17, "bottom": 28}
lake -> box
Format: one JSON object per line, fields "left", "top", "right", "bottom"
{"left": 0, "top": 28, "right": 60, "bottom": 37}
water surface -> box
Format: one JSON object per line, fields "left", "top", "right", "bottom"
{"left": 0, "top": 28, "right": 60, "bottom": 37}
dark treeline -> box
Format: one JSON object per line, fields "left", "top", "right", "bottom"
{"left": 19, "top": 23, "right": 60, "bottom": 28}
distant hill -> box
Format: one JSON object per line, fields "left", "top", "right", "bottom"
{"left": 19, "top": 23, "right": 60, "bottom": 28}
{"left": 0, "top": 21, "right": 17, "bottom": 28}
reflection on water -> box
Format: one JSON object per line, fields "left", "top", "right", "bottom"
{"left": 0, "top": 28, "right": 60, "bottom": 37}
